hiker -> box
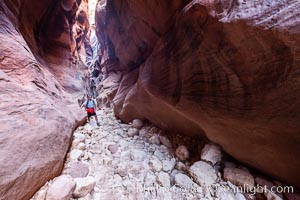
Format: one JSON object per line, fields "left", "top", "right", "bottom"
{"left": 82, "top": 95, "right": 100, "bottom": 126}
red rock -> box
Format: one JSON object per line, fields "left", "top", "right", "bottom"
{"left": 285, "top": 193, "right": 300, "bottom": 200}
{"left": 64, "top": 161, "right": 89, "bottom": 178}
{"left": 95, "top": 0, "right": 300, "bottom": 188}
{"left": 45, "top": 175, "right": 76, "bottom": 200}
{"left": 108, "top": 144, "right": 118, "bottom": 154}
{"left": 62, "top": 0, "right": 76, "bottom": 11}
{"left": 175, "top": 145, "right": 190, "bottom": 161}
{"left": 224, "top": 168, "right": 255, "bottom": 189}
{"left": 0, "top": 0, "right": 88, "bottom": 199}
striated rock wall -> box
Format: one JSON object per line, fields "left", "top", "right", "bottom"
{"left": 95, "top": 0, "right": 300, "bottom": 187}
{"left": 0, "top": 0, "right": 89, "bottom": 199}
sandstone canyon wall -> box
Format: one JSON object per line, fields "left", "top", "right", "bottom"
{"left": 95, "top": 0, "right": 300, "bottom": 187}
{"left": 0, "top": 0, "right": 89, "bottom": 199}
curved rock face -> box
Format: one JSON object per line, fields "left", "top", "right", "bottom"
{"left": 96, "top": 0, "right": 300, "bottom": 187}
{"left": 0, "top": 0, "right": 89, "bottom": 199}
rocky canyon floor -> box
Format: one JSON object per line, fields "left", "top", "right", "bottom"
{"left": 31, "top": 107, "right": 297, "bottom": 200}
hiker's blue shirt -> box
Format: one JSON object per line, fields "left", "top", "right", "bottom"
{"left": 84, "top": 99, "right": 96, "bottom": 108}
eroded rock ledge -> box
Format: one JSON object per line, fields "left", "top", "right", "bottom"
{"left": 94, "top": 0, "right": 300, "bottom": 188}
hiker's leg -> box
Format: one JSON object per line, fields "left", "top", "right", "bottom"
{"left": 87, "top": 113, "right": 91, "bottom": 123}
{"left": 94, "top": 114, "right": 99, "bottom": 123}
{"left": 94, "top": 114, "right": 100, "bottom": 126}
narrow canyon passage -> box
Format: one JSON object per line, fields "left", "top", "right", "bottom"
{"left": 0, "top": 0, "right": 300, "bottom": 200}
{"left": 31, "top": 108, "right": 281, "bottom": 200}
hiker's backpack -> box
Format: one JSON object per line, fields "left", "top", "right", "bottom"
{"left": 86, "top": 99, "right": 96, "bottom": 108}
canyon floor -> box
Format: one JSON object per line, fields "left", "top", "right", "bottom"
{"left": 31, "top": 107, "right": 295, "bottom": 200}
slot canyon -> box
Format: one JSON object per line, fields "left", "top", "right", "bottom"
{"left": 0, "top": 0, "right": 299, "bottom": 199}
